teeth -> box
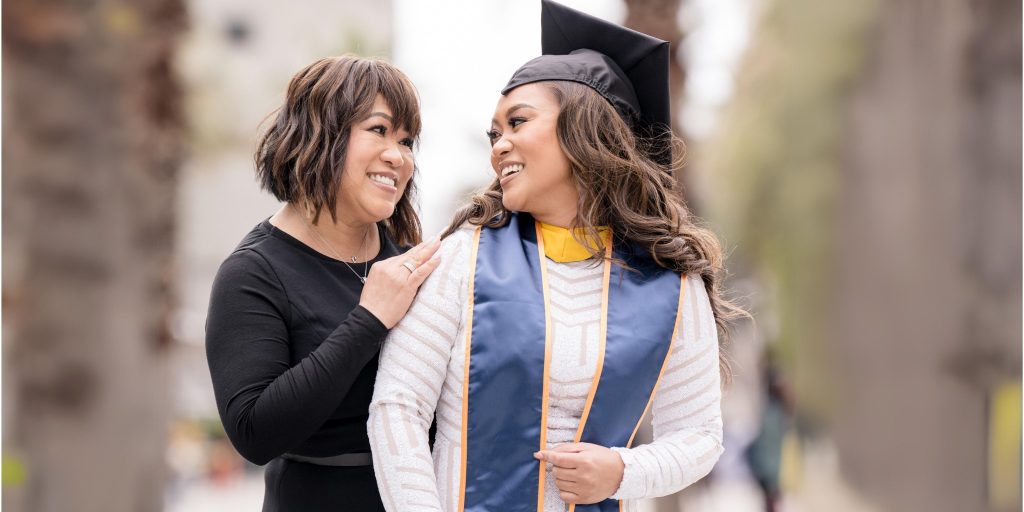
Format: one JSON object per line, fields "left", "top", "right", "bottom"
{"left": 370, "top": 174, "right": 396, "bottom": 187}
{"left": 502, "top": 164, "right": 524, "bottom": 177}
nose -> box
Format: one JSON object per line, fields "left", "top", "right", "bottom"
{"left": 381, "top": 143, "right": 406, "bottom": 168}
{"left": 491, "top": 134, "right": 512, "bottom": 159}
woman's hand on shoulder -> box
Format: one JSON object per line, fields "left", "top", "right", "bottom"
{"left": 359, "top": 236, "right": 442, "bottom": 328}
{"left": 534, "top": 442, "right": 624, "bottom": 505}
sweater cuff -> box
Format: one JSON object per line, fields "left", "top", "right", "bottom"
{"left": 608, "top": 447, "right": 644, "bottom": 500}
{"left": 347, "top": 305, "right": 390, "bottom": 341}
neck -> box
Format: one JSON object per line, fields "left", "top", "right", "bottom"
{"left": 531, "top": 208, "right": 577, "bottom": 229}
{"left": 273, "top": 203, "right": 380, "bottom": 261}
{"left": 315, "top": 212, "right": 375, "bottom": 250}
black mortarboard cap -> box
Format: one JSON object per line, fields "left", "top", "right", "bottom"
{"left": 502, "top": 0, "right": 672, "bottom": 164}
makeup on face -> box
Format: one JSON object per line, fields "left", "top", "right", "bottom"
{"left": 336, "top": 96, "right": 416, "bottom": 224}
{"left": 488, "top": 83, "right": 577, "bottom": 225}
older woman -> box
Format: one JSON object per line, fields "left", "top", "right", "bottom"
{"left": 206, "top": 55, "right": 440, "bottom": 512}
{"left": 368, "top": 2, "right": 740, "bottom": 511}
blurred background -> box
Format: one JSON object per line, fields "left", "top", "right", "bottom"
{"left": 2, "top": 0, "right": 1021, "bottom": 511}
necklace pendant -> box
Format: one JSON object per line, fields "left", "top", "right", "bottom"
{"left": 359, "top": 276, "right": 366, "bottom": 284}
{"left": 350, "top": 257, "right": 357, "bottom": 263}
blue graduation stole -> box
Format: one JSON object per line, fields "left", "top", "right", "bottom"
{"left": 459, "top": 213, "right": 685, "bottom": 512}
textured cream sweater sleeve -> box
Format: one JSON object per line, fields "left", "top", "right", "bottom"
{"left": 609, "top": 274, "right": 725, "bottom": 500}
{"left": 368, "top": 228, "right": 472, "bottom": 512}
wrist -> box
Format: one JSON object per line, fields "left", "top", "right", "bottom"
{"left": 355, "top": 304, "right": 392, "bottom": 332}
{"left": 608, "top": 447, "right": 640, "bottom": 500}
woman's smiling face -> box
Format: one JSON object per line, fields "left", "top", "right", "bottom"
{"left": 488, "top": 83, "right": 578, "bottom": 226}
{"left": 336, "top": 95, "right": 416, "bottom": 224}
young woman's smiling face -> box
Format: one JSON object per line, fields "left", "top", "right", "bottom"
{"left": 488, "top": 83, "right": 578, "bottom": 227}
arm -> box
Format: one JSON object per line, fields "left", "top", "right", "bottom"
{"left": 368, "top": 231, "right": 471, "bottom": 512}
{"left": 205, "top": 249, "right": 388, "bottom": 465}
{"left": 609, "top": 274, "right": 724, "bottom": 499}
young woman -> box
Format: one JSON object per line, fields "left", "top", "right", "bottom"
{"left": 206, "top": 55, "right": 441, "bottom": 512}
{"left": 368, "top": 2, "right": 740, "bottom": 511}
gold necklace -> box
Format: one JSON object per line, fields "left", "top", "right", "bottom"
{"left": 295, "top": 205, "right": 371, "bottom": 284}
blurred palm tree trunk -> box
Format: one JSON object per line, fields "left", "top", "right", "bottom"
{"left": 2, "top": 0, "right": 186, "bottom": 510}
{"left": 704, "top": 0, "right": 1020, "bottom": 510}
{"left": 624, "top": 0, "right": 694, "bottom": 202}
{"left": 833, "top": 1, "right": 1021, "bottom": 511}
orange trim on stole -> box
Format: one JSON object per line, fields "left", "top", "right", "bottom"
{"left": 616, "top": 274, "right": 686, "bottom": 511}
{"left": 458, "top": 226, "right": 482, "bottom": 512}
{"left": 566, "top": 243, "right": 613, "bottom": 512}
{"left": 535, "top": 222, "right": 555, "bottom": 512}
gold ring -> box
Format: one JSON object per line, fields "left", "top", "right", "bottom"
{"left": 401, "top": 260, "right": 417, "bottom": 273}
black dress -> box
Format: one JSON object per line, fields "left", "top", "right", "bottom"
{"left": 206, "top": 219, "right": 398, "bottom": 511}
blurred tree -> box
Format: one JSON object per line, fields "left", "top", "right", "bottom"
{"left": 3, "top": 0, "right": 186, "bottom": 511}
{"left": 833, "top": 1, "right": 1022, "bottom": 511}
{"left": 706, "top": 0, "right": 1021, "bottom": 511}
{"left": 624, "top": 0, "right": 692, "bottom": 200}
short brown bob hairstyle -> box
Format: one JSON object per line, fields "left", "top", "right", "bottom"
{"left": 255, "top": 55, "right": 422, "bottom": 247}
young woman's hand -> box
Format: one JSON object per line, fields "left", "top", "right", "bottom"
{"left": 534, "top": 442, "right": 625, "bottom": 505}
{"left": 359, "top": 237, "right": 442, "bottom": 328}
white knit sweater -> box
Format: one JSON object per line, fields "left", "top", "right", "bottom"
{"left": 368, "top": 226, "right": 724, "bottom": 512}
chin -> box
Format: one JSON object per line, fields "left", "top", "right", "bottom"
{"left": 501, "top": 195, "right": 524, "bottom": 213}
{"left": 367, "top": 203, "right": 398, "bottom": 222}
{"left": 501, "top": 196, "right": 524, "bottom": 210}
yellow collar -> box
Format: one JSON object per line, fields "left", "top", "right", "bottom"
{"left": 538, "top": 222, "right": 611, "bottom": 263}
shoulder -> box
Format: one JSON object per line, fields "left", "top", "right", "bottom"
{"left": 411, "top": 225, "right": 477, "bottom": 301}
{"left": 679, "top": 273, "right": 717, "bottom": 342}
{"left": 211, "top": 249, "right": 287, "bottom": 303}
{"left": 683, "top": 274, "right": 710, "bottom": 305}
{"left": 436, "top": 223, "right": 478, "bottom": 259}
{"left": 213, "top": 223, "right": 281, "bottom": 289}
{"left": 380, "top": 223, "right": 410, "bottom": 256}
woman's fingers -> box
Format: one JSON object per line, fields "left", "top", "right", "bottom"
{"left": 535, "top": 450, "right": 579, "bottom": 469}
{"left": 539, "top": 443, "right": 623, "bottom": 505}
{"left": 414, "top": 236, "right": 442, "bottom": 263}
{"left": 407, "top": 255, "right": 441, "bottom": 287}
{"left": 551, "top": 466, "right": 578, "bottom": 484}
{"left": 407, "top": 236, "right": 433, "bottom": 254}
{"left": 559, "top": 491, "right": 581, "bottom": 504}
{"left": 403, "top": 236, "right": 441, "bottom": 265}
{"left": 395, "top": 237, "right": 440, "bottom": 278}
{"left": 358, "top": 236, "right": 443, "bottom": 328}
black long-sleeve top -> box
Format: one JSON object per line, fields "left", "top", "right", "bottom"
{"left": 206, "top": 219, "right": 398, "bottom": 465}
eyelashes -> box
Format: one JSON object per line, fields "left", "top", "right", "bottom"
{"left": 486, "top": 129, "right": 500, "bottom": 145}
{"left": 485, "top": 117, "right": 527, "bottom": 145}
{"left": 370, "top": 125, "right": 416, "bottom": 150}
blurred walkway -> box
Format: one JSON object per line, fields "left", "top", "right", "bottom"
{"left": 166, "top": 474, "right": 263, "bottom": 512}
{"left": 670, "top": 439, "right": 881, "bottom": 512}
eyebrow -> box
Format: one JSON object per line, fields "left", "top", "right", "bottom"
{"left": 491, "top": 103, "right": 536, "bottom": 126}
{"left": 367, "top": 111, "right": 394, "bottom": 123}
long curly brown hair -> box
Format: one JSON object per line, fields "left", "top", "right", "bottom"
{"left": 444, "top": 81, "right": 744, "bottom": 379}
{"left": 255, "top": 55, "right": 422, "bottom": 247}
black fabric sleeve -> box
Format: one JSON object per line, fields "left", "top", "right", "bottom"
{"left": 205, "top": 249, "right": 388, "bottom": 465}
